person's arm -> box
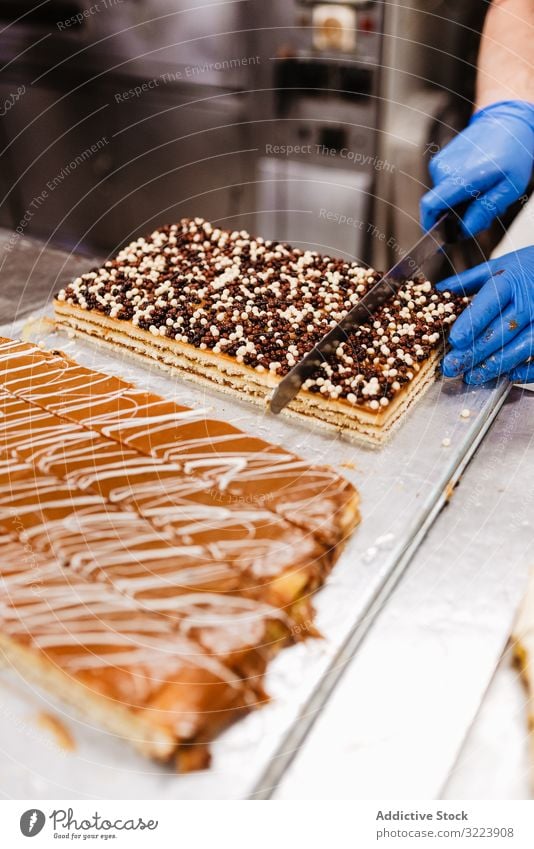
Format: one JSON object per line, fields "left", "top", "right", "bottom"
{"left": 420, "top": 1, "right": 534, "bottom": 386}
{"left": 420, "top": 0, "right": 534, "bottom": 236}
{"left": 476, "top": 0, "right": 534, "bottom": 109}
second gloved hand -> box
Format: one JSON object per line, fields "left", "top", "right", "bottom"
{"left": 437, "top": 246, "right": 534, "bottom": 384}
{"left": 420, "top": 100, "right": 534, "bottom": 235}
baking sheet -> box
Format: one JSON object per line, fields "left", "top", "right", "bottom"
{"left": 0, "top": 308, "right": 510, "bottom": 800}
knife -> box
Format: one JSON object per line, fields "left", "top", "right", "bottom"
{"left": 269, "top": 211, "right": 455, "bottom": 414}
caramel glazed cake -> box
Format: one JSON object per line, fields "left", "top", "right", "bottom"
{"left": 54, "top": 218, "right": 468, "bottom": 445}
{"left": 0, "top": 337, "right": 359, "bottom": 771}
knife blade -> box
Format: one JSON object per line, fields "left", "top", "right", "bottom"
{"left": 269, "top": 212, "right": 452, "bottom": 414}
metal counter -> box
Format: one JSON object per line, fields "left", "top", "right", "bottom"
{"left": 0, "top": 230, "right": 531, "bottom": 800}
{"left": 275, "top": 384, "right": 534, "bottom": 799}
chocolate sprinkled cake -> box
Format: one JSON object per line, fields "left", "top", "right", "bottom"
{"left": 55, "top": 218, "right": 468, "bottom": 444}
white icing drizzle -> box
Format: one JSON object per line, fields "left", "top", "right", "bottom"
{"left": 0, "top": 337, "right": 345, "bottom": 758}
{"left": 0, "top": 540, "right": 243, "bottom": 684}
{"left": 0, "top": 381, "right": 321, "bottom": 579}
{"left": 0, "top": 340, "right": 351, "bottom": 682}
{"left": 0, "top": 339, "right": 353, "bottom": 539}
{"left": 0, "top": 415, "right": 288, "bottom": 659}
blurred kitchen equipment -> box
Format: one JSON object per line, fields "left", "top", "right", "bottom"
{"left": 0, "top": 0, "right": 487, "bottom": 261}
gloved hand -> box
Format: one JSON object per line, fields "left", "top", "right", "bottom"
{"left": 420, "top": 100, "right": 534, "bottom": 236}
{"left": 438, "top": 245, "right": 534, "bottom": 384}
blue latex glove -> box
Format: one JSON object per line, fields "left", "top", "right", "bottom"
{"left": 437, "top": 246, "right": 534, "bottom": 384}
{"left": 420, "top": 100, "right": 534, "bottom": 235}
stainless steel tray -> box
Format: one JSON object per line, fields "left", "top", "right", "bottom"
{"left": 0, "top": 307, "right": 510, "bottom": 800}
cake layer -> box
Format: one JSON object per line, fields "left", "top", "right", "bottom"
{"left": 0, "top": 452, "right": 299, "bottom": 693}
{"left": 55, "top": 304, "right": 441, "bottom": 445}
{"left": 0, "top": 338, "right": 359, "bottom": 545}
{"left": 0, "top": 335, "right": 360, "bottom": 766}
{"left": 0, "top": 454, "right": 296, "bottom": 662}
{"left": 54, "top": 217, "right": 468, "bottom": 443}
{"left": 0, "top": 536, "right": 255, "bottom": 765}
{"left": 0, "top": 388, "right": 331, "bottom": 602}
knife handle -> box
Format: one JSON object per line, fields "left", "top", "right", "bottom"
{"left": 442, "top": 202, "right": 471, "bottom": 244}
